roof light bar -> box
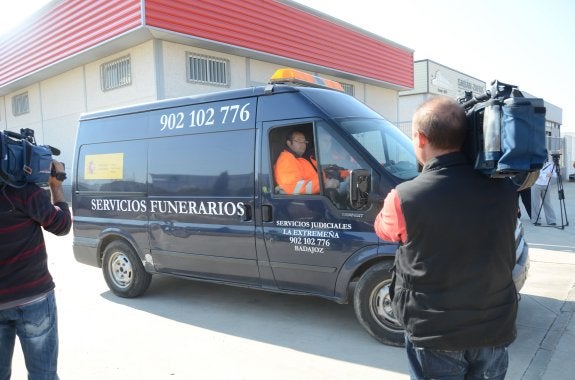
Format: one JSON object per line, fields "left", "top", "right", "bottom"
{"left": 269, "top": 68, "right": 344, "bottom": 92}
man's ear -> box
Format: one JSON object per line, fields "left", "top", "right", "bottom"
{"left": 415, "top": 130, "right": 427, "bottom": 148}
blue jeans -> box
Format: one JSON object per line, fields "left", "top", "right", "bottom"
{"left": 0, "top": 291, "right": 59, "bottom": 380}
{"left": 405, "top": 336, "right": 508, "bottom": 380}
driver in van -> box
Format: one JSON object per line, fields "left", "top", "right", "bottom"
{"left": 274, "top": 129, "right": 338, "bottom": 195}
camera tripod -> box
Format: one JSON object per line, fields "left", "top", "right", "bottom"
{"left": 533, "top": 154, "right": 569, "bottom": 229}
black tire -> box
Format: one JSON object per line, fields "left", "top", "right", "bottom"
{"left": 102, "top": 241, "right": 152, "bottom": 298}
{"left": 353, "top": 261, "right": 405, "bottom": 346}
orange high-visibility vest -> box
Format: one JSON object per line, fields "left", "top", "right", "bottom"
{"left": 274, "top": 150, "right": 319, "bottom": 194}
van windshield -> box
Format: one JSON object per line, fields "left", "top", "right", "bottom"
{"left": 339, "top": 118, "right": 419, "bottom": 180}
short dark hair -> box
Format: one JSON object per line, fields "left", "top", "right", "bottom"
{"left": 286, "top": 129, "right": 305, "bottom": 143}
{"left": 414, "top": 97, "right": 466, "bottom": 150}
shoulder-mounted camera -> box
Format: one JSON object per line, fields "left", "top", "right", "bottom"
{"left": 458, "top": 80, "right": 547, "bottom": 190}
{"left": 0, "top": 128, "right": 63, "bottom": 188}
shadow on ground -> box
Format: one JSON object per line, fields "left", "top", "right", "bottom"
{"left": 102, "top": 274, "right": 405, "bottom": 372}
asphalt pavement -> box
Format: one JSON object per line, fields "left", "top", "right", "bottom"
{"left": 514, "top": 178, "right": 575, "bottom": 380}
{"left": 9, "top": 181, "right": 575, "bottom": 379}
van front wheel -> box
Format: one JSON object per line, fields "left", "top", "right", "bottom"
{"left": 102, "top": 241, "right": 152, "bottom": 298}
{"left": 353, "top": 261, "right": 404, "bottom": 346}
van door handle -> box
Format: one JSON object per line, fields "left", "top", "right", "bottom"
{"left": 262, "top": 205, "right": 273, "bottom": 222}
{"left": 242, "top": 204, "right": 252, "bottom": 221}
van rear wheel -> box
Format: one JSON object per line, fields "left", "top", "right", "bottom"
{"left": 353, "top": 261, "right": 404, "bottom": 346}
{"left": 102, "top": 241, "right": 152, "bottom": 298}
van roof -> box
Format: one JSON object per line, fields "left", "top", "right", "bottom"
{"left": 79, "top": 84, "right": 311, "bottom": 121}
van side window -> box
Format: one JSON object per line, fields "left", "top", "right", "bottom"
{"left": 269, "top": 122, "right": 365, "bottom": 209}
{"left": 316, "top": 123, "right": 363, "bottom": 210}
{"left": 148, "top": 130, "right": 254, "bottom": 196}
{"left": 271, "top": 123, "right": 319, "bottom": 195}
{"left": 77, "top": 141, "right": 147, "bottom": 192}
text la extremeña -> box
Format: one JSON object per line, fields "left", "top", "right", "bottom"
{"left": 90, "top": 198, "right": 245, "bottom": 216}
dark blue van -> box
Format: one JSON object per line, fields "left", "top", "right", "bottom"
{"left": 72, "top": 69, "right": 529, "bottom": 346}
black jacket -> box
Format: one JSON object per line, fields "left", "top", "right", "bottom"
{"left": 392, "top": 152, "right": 518, "bottom": 350}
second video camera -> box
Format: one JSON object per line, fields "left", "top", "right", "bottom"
{"left": 0, "top": 128, "right": 61, "bottom": 188}
{"left": 459, "top": 80, "right": 547, "bottom": 188}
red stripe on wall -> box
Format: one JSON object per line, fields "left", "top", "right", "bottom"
{"left": 0, "top": 0, "right": 412, "bottom": 89}
{"left": 145, "top": 0, "right": 413, "bottom": 87}
{"left": 0, "top": 0, "right": 142, "bottom": 86}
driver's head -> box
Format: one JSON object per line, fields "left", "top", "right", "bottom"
{"left": 286, "top": 130, "right": 309, "bottom": 157}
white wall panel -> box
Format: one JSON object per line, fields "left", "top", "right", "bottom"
{"left": 365, "top": 85, "right": 397, "bottom": 121}
{"left": 41, "top": 68, "right": 85, "bottom": 120}
{"left": 161, "top": 42, "right": 248, "bottom": 99}
{"left": 85, "top": 41, "right": 156, "bottom": 111}
{"left": 3, "top": 84, "right": 42, "bottom": 135}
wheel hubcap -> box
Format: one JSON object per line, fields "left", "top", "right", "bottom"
{"left": 108, "top": 252, "right": 133, "bottom": 288}
{"left": 371, "top": 282, "right": 399, "bottom": 327}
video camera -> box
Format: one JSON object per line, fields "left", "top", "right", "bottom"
{"left": 0, "top": 128, "right": 64, "bottom": 188}
{"left": 458, "top": 80, "right": 547, "bottom": 190}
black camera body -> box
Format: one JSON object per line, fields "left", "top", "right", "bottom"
{"left": 0, "top": 128, "right": 61, "bottom": 188}
{"left": 459, "top": 80, "right": 547, "bottom": 187}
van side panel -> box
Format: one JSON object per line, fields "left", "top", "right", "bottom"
{"left": 147, "top": 129, "right": 258, "bottom": 284}
{"left": 73, "top": 96, "right": 260, "bottom": 284}
{"left": 143, "top": 97, "right": 259, "bottom": 284}
{"left": 256, "top": 92, "right": 319, "bottom": 121}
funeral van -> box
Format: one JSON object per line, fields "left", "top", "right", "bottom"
{"left": 72, "top": 68, "right": 529, "bottom": 346}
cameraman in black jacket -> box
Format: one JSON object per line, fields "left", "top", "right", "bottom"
{"left": 375, "top": 97, "right": 518, "bottom": 379}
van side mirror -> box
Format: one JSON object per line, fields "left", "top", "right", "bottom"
{"left": 349, "top": 169, "right": 371, "bottom": 210}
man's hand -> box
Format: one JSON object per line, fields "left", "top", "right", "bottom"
{"left": 48, "top": 160, "right": 66, "bottom": 204}
{"left": 50, "top": 160, "right": 66, "bottom": 183}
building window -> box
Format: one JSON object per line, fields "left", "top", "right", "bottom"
{"left": 341, "top": 83, "right": 355, "bottom": 96}
{"left": 101, "top": 55, "right": 131, "bottom": 91}
{"left": 12, "top": 92, "right": 29, "bottom": 116}
{"left": 187, "top": 53, "right": 229, "bottom": 86}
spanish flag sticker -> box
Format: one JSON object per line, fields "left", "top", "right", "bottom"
{"left": 85, "top": 153, "right": 124, "bottom": 180}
